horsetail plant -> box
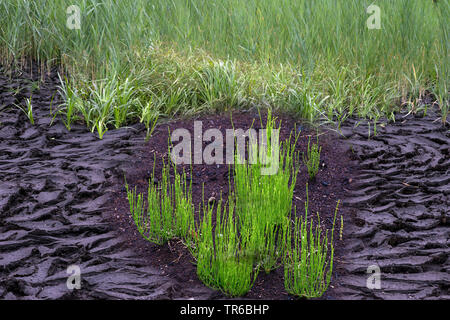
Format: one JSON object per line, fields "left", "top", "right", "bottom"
{"left": 233, "top": 111, "right": 299, "bottom": 272}
{"left": 234, "top": 110, "right": 299, "bottom": 226}
{"left": 126, "top": 177, "right": 170, "bottom": 245}
{"left": 126, "top": 158, "right": 195, "bottom": 246}
{"left": 284, "top": 186, "right": 340, "bottom": 298}
{"left": 303, "top": 136, "right": 322, "bottom": 180}
{"left": 196, "top": 196, "right": 259, "bottom": 297}
{"left": 246, "top": 217, "right": 289, "bottom": 274}
{"left": 57, "top": 74, "right": 79, "bottom": 131}
{"left": 172, "top": 165, "right": 195, "bottom": 243}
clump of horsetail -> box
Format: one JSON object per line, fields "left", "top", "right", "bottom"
{"left": 284, "top": 185, "right": 340, "bottom": 298}
{"left": 125, "top": 156, "right": 195, "bottom": 246}
{"left": 195, "top": 195, "right": 259, "bottom": 297}
{"left": 233, "top": 110, "right": 299, "bottom": 272}
{"left": 303, "top": 136, "right": 322, "bottom": 180}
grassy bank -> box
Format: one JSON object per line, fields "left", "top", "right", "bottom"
{"left": 0, "top": 0, "right": 448, "bottom": 136}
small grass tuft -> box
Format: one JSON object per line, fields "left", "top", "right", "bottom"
{"left": 302, "top": 136, "right": 322, "bottom": 180}
{"left": 14, "top": 96, "right": 35, "bottom": 125}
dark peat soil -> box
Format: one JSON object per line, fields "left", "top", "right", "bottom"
{"left": 109, "top": 110, "right": 353, "bottom": 300}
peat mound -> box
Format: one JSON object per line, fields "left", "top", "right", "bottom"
{"left": 109, "top": 110, "right": 353, "bottom": 299}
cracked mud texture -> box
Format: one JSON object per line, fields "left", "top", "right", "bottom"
{"left": 0, "top": 65, "right": 448, "bottom": 300}
{"left": 335, "top": 112, "right": 450, "bottom": 299}
{"left": 0, "top": 67, "right": 214, "bottom": 299}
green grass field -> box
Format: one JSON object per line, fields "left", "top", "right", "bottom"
{"left": 2, "top": 1, "right": 446, "bottom": 299}
{"left": 0, "top": 0, "right": 448, "bottom": 136}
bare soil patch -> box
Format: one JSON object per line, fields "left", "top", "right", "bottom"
{"left": 107, "top": 110, "right": 354, "bottom": 300}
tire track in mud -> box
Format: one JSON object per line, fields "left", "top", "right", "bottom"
{"left": 0, "top": 68, "right": 214, "bottom": 299}
{"left": 335, "top": 112, "right": 449, "bottom": 299}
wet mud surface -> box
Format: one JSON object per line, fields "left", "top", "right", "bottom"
{"left": 0, "top": 68, "right": 189, "bottom": 299}
{"left": 0, "top": 67, "right": 448, "bottom": 299}
{"left": 335, "top": 112, "right": 449, "bottom": 299}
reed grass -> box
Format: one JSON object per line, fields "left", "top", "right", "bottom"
{"left": 195, "top": 197, "right": 259, "bottom": 297}
{"left": 1, "top": 0, "right": 447, "bottom": 131}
